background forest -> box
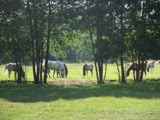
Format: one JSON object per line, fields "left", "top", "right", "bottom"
{"left": 0, "top": 0, "right": 160, "bottom": 84}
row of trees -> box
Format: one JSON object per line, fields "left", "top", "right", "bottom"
{"left": 0, "top": 0, "right": 160, "bottom": 84}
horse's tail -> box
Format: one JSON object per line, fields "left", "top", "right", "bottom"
{"left": 83, "top": 64, "right": 86, "bottom": 76}
{"left": 63, "top": 64, "right": 68, "bottom": 77}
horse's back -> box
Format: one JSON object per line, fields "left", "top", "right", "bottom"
{"left": 48, "top": 60, "right": 64, "bottom": 70}
{"left": 84, "top": 63, "right": 94, "bottom": 70}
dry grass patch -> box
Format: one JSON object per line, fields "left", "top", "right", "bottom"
{"left": 48, "top": 80, "right": 96, "bottom": 86}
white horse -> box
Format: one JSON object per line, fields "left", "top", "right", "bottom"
{"left": 147, "top": 61, "right": 156, "bottom": 72}
{"left": 43, "top": 60, "right": 66, "bottom": 78}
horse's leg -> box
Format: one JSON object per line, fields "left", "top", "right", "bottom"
{"left": 57, "top": 71, "right": 58, "bottom": 78}
{"left": 57, "top": 71, "right": 60, "bottom": 78}
{"left": 153, "top": 66, "right": 154, "bottom": 72}
{"left": 53, "top": 70, "right": 55, "bottom": 77}
{"left": 144, "top": 69, "right": 146, "bottom": 76}
{"left": 8, "top": 70, "right": 11, "bottom": 78}
{"left": 48, "top": 73, "right": 51, "bottom": 78}
{"left": 133, "top": 70, "right": 135, "bottom": 80}
{"left": 91, "top": 69, "right": 93, "bottom": 76}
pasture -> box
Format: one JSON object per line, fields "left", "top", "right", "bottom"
{"left": 0, "top": 63, "right": 160, "bottom": 120}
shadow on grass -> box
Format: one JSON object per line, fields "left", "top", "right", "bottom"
{"left": 0, "top": 79, "right": 160, "bottom": 103}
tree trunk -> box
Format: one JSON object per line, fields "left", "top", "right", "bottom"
{"left": 135, "top": 59, "right": 140, "bottom": 82}
{"left": 12, "top": 33, "right": 22, "bottom": 83}
{"left": 103, "top": 62, "right": 107, "bottom": 81}
{"left": 27, "top": 0, "right": 37, "bottom": 83}
{"left": 89, "top": 27, "right": 100, "bottom": 83}
{"left": 44, "top": 1, "right": 52, "bottom": 84}
{"left": 119, "top": 2, "right": 126, "bottom": 83}
{"left": 40, "top": 43, "right": 44, "bottom": 84}
{"left": 115, "top": 60, "right": 121, "bottom": 82}
{"left": 33, "top": 3, "right": 40, "bottom": 84}
{"left": 120, "top": 55, "right": 125, "bottom": 83}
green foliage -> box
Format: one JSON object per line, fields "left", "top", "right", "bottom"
{"left": 1, "top": 0, "right": 160, "bottom": 83}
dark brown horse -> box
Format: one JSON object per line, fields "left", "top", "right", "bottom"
{"left": 126, "top": 62, "right": 147, "bottom": 77}
{"left": 83, "top": 63, "right": 94, "bottom": 76}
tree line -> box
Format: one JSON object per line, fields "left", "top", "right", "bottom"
{"left": 0, "top": 0, "right": 160, "bottom": 84}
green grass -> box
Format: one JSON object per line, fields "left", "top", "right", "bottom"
{"left": 0, "top": 63, "right": 160, "bottom": 120}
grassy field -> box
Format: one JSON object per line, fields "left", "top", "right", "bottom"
{"left": 1, "top": 62, "right": 160, "bottom": 82}
{"left": 0, "top": 63, "right": 160, "bottom": 120}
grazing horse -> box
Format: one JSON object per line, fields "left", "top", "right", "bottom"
{"left": 4, "top": 63, "right": 25, "bottom": 78}
{"left": 53, "top": 63, "right": 68, "bottom": 78}
{"left": 43, "top": 60, "right": 66, "bottom": 78}
{"left": 83, "top": 63, "right": 94, "bottom": 76}
{"left": 147, "top": 61, "right": 156, "bottom": 72}
{"left": 126, "top": 62, "right": 147, "bottom": 77}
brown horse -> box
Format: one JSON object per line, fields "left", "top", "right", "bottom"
{"left": 126, "top": 62, "right": 147, "bottom": 77}
{"left": 83, "top": 63, "right": 94, "bottom": 76}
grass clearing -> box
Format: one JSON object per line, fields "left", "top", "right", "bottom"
{"left": 0, "top": 63, "right": 160, "bottom": 120}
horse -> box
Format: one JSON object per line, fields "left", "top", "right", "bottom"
{"left": 83, "top": 63, "right": 94, "bottom": 76}
{"left": 43, "top": 60, "right": 66, "bottom": 78}
{"left": 147, "top": 61, "right": 156, "bottom": 72}
{"left": 52, "top": 63, "right": 68, "bottom": 78}
{"left": 126, "top": 62, "right": 147, "bottom": 77}
{"left": 52, "top": 63, "right": 68, "bottom": 77}
{"left": 42, "top": 67, "right": 51, "bottom": 77}
{"left": 4, "top": 63, "right": 25, "bottom": 78}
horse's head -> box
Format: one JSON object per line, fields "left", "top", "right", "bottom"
{"left": 61, "top": 69, "right": 65, "bottom": 78}
{"left": 63, "top": 63, "right": 68, "bottom": 77}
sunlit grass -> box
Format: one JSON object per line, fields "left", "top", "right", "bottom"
{"left": 0, "top": 63, "right": 160, "bottom": 120}
{"left": 1, "top": 62, "right": 160, "bottom": 82}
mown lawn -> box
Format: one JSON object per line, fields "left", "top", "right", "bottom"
{"left": 0, "top": 63, "right": 160, "bottom": 120}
